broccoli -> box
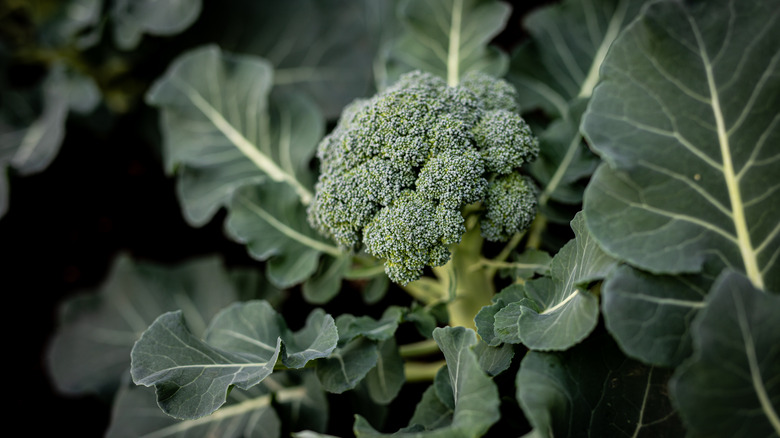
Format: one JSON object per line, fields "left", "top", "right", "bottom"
{"left": 308, "top": 70, "right": 539, "bottom": 285}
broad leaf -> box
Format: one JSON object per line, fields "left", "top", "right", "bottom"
{"left": 47, "top": 254, "right": 264, "bottom": 397}
{"left": 226, "top": 182, "right": 341, "bottom": 288}
{"left": 355, "top": 327, "right": 500, "bottom": 437}
{"left": 582, "top": 0, "right": 780, "bottom": 291}
{"left": 303, "top": 254, "right": 351, "bottom": 304}
{"left": 336, "top": 306, "right": 404, "bottom": 346}
{"left": 474, "top": 284, "right": 524, "bottom": 346}
{"left": 147, "top": 45, "right": 324, "bottom": 226}
{"left": 493, "top": 211, "right": 617, "bottom": 350}
{"left": 602, "top": 264, "right": 714, "bottom": 367}
{"left": 106, "top": 384, "right": 281, "bottom": 438}
{"left": 473, "top": 341, "right": 514, "bottom": 377}
{"left": 507, "top": 0, "right": 645, "bottom": 118}
{"left": 506, "top": 0, "right": 645, "bottom": 215}
{"left": 0, "top": 64, "right": 100, "bottom": 217}
{"left": 111, "top": 0, "right": 202, "bottom": 50}
{"left": 365, "top": 338, "right": 405, "bottom": 405}
{"left": 316, "top": 337, "right": 379, "bottom": 394}
{"left": 385, "top": 0, "right": 511, "bottom": 87}
{"left": 670, "top": 271, "right": 780, "bottom": 437}
{"left": 131, "top": 310, "right": 280, "bottom": 420}
{"left": 211, "top": 0, "right": 392, "bottom": 118}
{"left": 131, "top": 301, "right": 337, "bottom": 419}
{"left": 516, "top": 333, "right": 684, "bottom": 437}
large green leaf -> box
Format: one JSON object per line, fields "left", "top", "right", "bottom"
{"left": 225, "top": 182, "right": 341, "bottom": 288}
{"left": 211, "top": 0, "right": 393, "bottom": 118}
{"left": 506, "top": 0, "right": 645, "bottom": 216}
{"left": 385, "top": 0, "right": 511, "bottom": 87}
{"left": 354, "top": 327, "right": 500, "bottom": 437}
{"left": 130, "top": 300, "right": 337, "bottom": 419}
{"left": 147, "top": 44, "right": 324, "bottom": 226}
{"left": 106, "top": 384, "right": 281, "bottom": 438}
{"left": 507, "top": 0, "right": 645, "bottom": 118}
{"left": 315, "top": 337, "right": 378, "bottom": 394}
{"left": 47, "top": 254, "right": 267, "bottom": 398}
{"left": 365, "top": 338, "right": 406, "bottom": 405}
{"left": 602, "top": 264, "right": 714, "bottom": 367}
{"left": 111, "top": 0, "right": 202, "bottom": 50}
{"left": 582, "top": 0, "right": 780, "bottom": 291}
{"left": 493, "top": 211, "right": 617, "bottom": 350}
{"left": 516, "top": 333, "right": 684, "bottom": 437}
{"left": 670, "top": 271, "right": 780, "bottom": 437}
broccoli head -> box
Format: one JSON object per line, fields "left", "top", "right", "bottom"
{"left": 308, "top": 70, "right": 539, "bottom": 284}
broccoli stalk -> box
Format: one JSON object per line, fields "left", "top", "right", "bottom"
{"left": 308, "top": 70, "right": 539, "bottom": 329}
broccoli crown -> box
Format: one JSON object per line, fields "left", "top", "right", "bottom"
{"left": 308, "top": 70, "right": 538, "bottom": 284}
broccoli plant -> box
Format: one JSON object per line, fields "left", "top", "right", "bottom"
{"left": 307, "top": 69, "right": 538, "bottom": 326}
{"left": 20, "top": 0, "right": 779, "bottom": 436}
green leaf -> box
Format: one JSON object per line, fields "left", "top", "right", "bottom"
{"left": 516, "top": 333, "right": 684, "bottom": 437}
{"left": 493, "top": 211, "right": 617, "bottom": 350}
{"left": 386, "top": 0, "right": 511, "bottom": 87}
{"left": 212, "top": 0, "right": 392, "bottom": 118}
{"left": 507, "top": 0, "right": 645, "bottom": 118}
{"left": 1, "top": 64, "right": 100, "bottom": 217}
{"left": 130, "top": 301, "right": 337, "bottom": 419}
{"left": 336, "top": 306, "right": 404, "bottom": 346}
{"left": 225, "top": 182, "right": 341, "bottom": 288}
{"left": 147, "top": 45, "right": 324, "bottom": 226}
{"left": 582, "top": 0, "right": 780, "bottom": 291}
{"left": 365, "top": 338, "right": 405, "bottom": 405}
{"left": 131, "top": 310, "right": 280, "bottom": 420}
{"left": 602, "top": 264, "right": 713, "bottom": 367}
{"left": 529, "top": 99, "right": 599, "bottom": 214}
{"left": 47, "top": 254, "right": 265, "bottom": 397}
{"left": 474, "top": 284, "right": 524, "bottom": 346}
{"left": 670, "top": 271, "right": 780, "bottom": 437}
{"left": 473, "top": 341, "right": 514, "bottom": 377}
{"left": 303, "top": 254, "right": 351, "bottom": 304}
{"left": 105, "top": 384, "right": 282, "bottom": 438}
{"left": 355, "top": 327, "right": 500, "bottom": 437}
{"left": 111, "top": 0, "right": 202, "bottom": 49}
{"left": 316, "top": 337, "right": 379, "bottom": 394}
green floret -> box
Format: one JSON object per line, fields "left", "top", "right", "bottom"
{"left": 308, "top": 70, "right": 540, "bottom": 284}
{"left": 481, "top": 174, "right": 538, "bottom": 242}
{"left": 473, "top": 110, "right": 539, "bottom": 174}
{"left": 459, "top": 70, "right": 520, "bottom": 113}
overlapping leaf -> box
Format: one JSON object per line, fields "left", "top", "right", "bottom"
{"left": 111, "top": 0, "right": 202, "bottom": 50}
{"left": 107, "top": 372, "right": 328, "bottom": 438}
{"left": 384, "top": 0, "right": 511, "bottom": 87}
{"left": 602, "top": 264, "right": 714, "bottom": 367}
{"left": 211, "top": 0, "right": 393, "bottom": 118}
{"left": 47, "top": 254, "right": 267, "bottom": 397}
{"left": 130, "top": 300, "right": 337, "bottom": 419}
{"left": 492, "top": 212, "right": 617, "bottom": 350}
{"left": 354, "top": 327, "right": 500, "bottom": 437}
{"left": 670, "top": 271, "right": 780, "bottom": 437}
{"left": 516, "top": 333, "right": 684, "bottom": 437}
{"left": 582, "top": 0, "right": 780, "bottom": 291}
{"left": 0, "top": 64, "right": 99, "bottom": 217}
{"left": 505, "top": 0, "right": 645, "bottom": 217}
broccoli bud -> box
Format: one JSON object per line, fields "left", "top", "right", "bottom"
{"left": 308, "top": 70, "right": 539, "bottom": 284}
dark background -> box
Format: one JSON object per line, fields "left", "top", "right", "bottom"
{"left": 2, "top": 1, "right": 548, "bottom": 435}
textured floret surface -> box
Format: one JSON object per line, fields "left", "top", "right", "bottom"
{"left": 308, "top": 70, "right": 539, "bottom": 284}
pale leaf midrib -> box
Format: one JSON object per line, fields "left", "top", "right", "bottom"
{"left": 689, "top": 17, "right": 764, "bottom": 290}
{"left": 169, "top": 77, "right": 313, "bottom": 205}
{"left": 236, "top": 194, "right": 341, "bottom": 256}
{"left": 447, "top": 0, "right": 464, "bottom": 86}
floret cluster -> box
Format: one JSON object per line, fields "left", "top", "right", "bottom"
{"left": 308, "top": 70, "right": 539, "bottom": 284}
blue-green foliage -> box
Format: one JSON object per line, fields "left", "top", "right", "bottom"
{"left": 308, "top": 70, "right": 539, "bottom": 284}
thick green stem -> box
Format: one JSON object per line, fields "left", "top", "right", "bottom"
{"left": 433, "top": 221, "right": 495, "bottom": 330}
{"left": 405, "top": 360, "right": 447, "bottom": 382}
